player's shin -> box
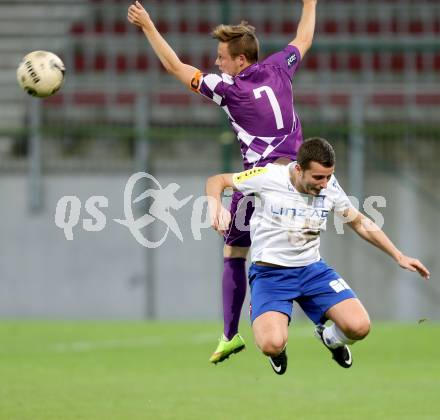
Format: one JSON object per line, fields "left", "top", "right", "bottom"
{"left": 222, "top": 257, "right": 247, "bottom": 340}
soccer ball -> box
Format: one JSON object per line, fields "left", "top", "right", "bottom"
{"left": 17, "top": 51, "right": 65, "bottom": 98}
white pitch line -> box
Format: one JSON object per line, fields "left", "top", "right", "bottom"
{"left": 50, "top": 333, "right": 220, "bottom": 353}
{"left": 50, "top": 336, "right": 165, "bottom": 353}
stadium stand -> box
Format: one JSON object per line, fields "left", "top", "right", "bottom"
{"left": 0, "top": 0, "right": 87, "bottom": 129}
{"left": 1, "top": 0, "right": 438, "bottom": 171}
{"left": 56, "top": 0, "right": 440, "bottom": 124}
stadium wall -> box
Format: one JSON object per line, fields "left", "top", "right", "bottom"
{"left": 0, "top": 171, "right": 438, "bottom": 321}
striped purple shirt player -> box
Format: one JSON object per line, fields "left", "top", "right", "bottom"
{"left": 196, "top": 45, "right": 303, "bottom": 169}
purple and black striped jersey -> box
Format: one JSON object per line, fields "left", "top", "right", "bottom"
{"left": 196, "top": 45, "right": 303, "bottom": 169}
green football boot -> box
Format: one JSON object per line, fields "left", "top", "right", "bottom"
{"left": 209, "top": 333, "right": 246, "bottom": 364}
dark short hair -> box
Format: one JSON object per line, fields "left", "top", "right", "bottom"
{"left": 297, "top": 137, "right": 335, "bottom": 170}
{"left": 211, "top": 21, "right": 259, "bottom": 63}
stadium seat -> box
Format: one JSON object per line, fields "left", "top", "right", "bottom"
{"left": 113, "top": 19, "right": 127, "bottom": 34}
{"left": 366, "top": 20, "right": 380, "bottom": 34}
{"left": 136, "top": 54, "right": 149, "bottom": 71}
{"left": 305, "top": 54, "right": 319, "bottom": 71}
{"left": 93, "top": 52, "right": 107, "bottom": 72}
{"left": 71, "top": 22, "right": 86, "bottom": 35}
{"left": 281, "top": 21, "right": 296, "bottom": 34}
{"left": 408, "top": 20, "right": 424, "bottom": 34}
{"left": 57, "top": 0, "right": 439, "bottom": 123}
{"left": 348, "top": 54, "right": 362, "bottom": 71}
{"left": 179, "top": 19, "right": 189, "bottom": 33}
{"left": 391, "top": 53, "right": 406, "bottom": 72}
{"left": 74, "top": 51, "right": 86, "bottom": 73}
{"left": 197, "top": 20, "right": 211, "bottom": 34}
{"left": 323, "top": 19, "right": 339, "bottom": 35}
{"left": 116, "top": 54, "right": 128, "bottom": 73}
{"left": 434, "top": 53, "right": 440, "bottom": 71}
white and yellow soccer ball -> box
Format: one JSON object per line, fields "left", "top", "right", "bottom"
{"left": 17, "top": 51, "right": 65, "bottom": 98}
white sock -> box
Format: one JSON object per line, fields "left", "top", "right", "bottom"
{"left": 322, "top": 324, "right": 356, "bottom": 349}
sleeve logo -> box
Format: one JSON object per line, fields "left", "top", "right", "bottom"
{"left": 233, "top": 167, "right": 268, "bottom": 184}
{"left": 190, "top": 70, "right": 202, "bottom": 92}
{"left": 286, "top": 53, "right": 297, "bottom": 68}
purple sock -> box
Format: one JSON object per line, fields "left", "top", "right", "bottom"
{"left": 222, "top": 257, "right": 247, "bottom": 340}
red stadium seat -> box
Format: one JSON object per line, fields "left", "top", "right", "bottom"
{"left": 372, "top": 94, "right": 405, "bottom": 106}
{"left": 116, "top": 54, "right": 128, "bottom": 73}
{"left": 372, "top": 53, "right": 383, "bottom": 71}
{"left": 297, "top": 94, "right": 319, "bottom": 106}
{"left": 44, "top": 93, "right": 65, "bottom": 106}
{"left": 71, "top": 22, "right": 86, "bottom": 35}
{"left": 348, "top": 54, "right": 362, "bottom": 71}
{"left": 390, "top": 18, "right": 399, "bottom": 34}
{"left": 329, "top": 53, "right": 340, "bottom": 71}
{"left": 415, "top": 94, "right": 440, "bottom": 106}
{"left": 329, "top": 94, "right": 349, "bottom": 106}
{"left": 434, "top": 54, "right": 440, "bottom": 71}
{"left": 179, "top": 20, "right": 189, "bottom": 33}
{"left": 415, "top": 53, "right": 426, "bottom": 72}
{"left": 366, "top": 20, "right": 380, "bottom": 34}
{"left": 116, "top": 93, "right": 136, "bottom": 105}
{"left": 408, "top": 20, "right": 424, "bottom": 34}
{"left": 391, "top": 53, "right": 405, "bottom": 72}
{"left": 201, "top": 53, "right": 213, "bottom": 70}
{"left": 113, "top": 20, "right": 127, "bottom": 34}
{"left": 156, "top": 20, "right": 169, "bottom": 33}
{"left": 347, "top": 19, "right": 358, "bottom": 34}
{"left": 94, "top": 52, "right": 107, "bottom": 71}
{"left": 197, "top": 21, "right": 211, "bottom": 34}
{"left": 323, "top": 20, "right": 339, "bottom": 34}
{"left": 93, "top": 18, "right": 105, "bottom": 34}
{"left": 263, "top": 19, "right": 274, "bottom": 34}
{"left": 281, "top": 21, "right": 296, "bottom": 34}
{"left": 73, "top": 92, "right": 107, "bottom": 106}
{"left": 305, "top": 54, "right": 318, "bottom": 71}
{"left": 74, "top": 51, "right": 86, "bottom": 73}
{"left": 136, "top": 54, "right": 149, "bottom": 71}
{"left": 158, "top": 93, "right": 191, "bottom": 105}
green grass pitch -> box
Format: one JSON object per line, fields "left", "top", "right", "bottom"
{"left": 0, "top": 321, "right": 438, "bottom": 420}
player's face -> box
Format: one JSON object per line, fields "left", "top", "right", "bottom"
{"left": 296, "top": 161, "right": 334, "bottom": 196}
{"left": 215, "top": 42, "right": 242, "bottom": 76}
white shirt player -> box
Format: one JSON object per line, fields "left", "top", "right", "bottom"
{"left": 232, "top": 163, "right": 355, "bottom": 267}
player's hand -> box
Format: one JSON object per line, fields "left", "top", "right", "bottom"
{"left": 217, "top": 206, "right": 232, "bottom": 235}
{"left": 127, "top": 1, "right": 152, "bottom": 30}
{"left": 397, "top": 254, "right": 430, "bottom": 280}
{"left": 303, "top": 0, "right": 318, "bottom": 5}
{"left": 209, "top": 202, "right": 231, "bottom": 235}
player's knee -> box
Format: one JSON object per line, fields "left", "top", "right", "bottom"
{"left": 345, "top": 318, "right": 371, "bottom": 340}
{"left": 258, "top": 335, "right": 286, "bottom": 356}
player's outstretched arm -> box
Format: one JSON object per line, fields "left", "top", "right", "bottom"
{"left": 289, "top": 0, "right": 318, "bottom": 58}
{"left": 127, "top": 1, "right": 200, "bottom": 88}
{"left": 206, "top": 174, "right": 234, "bottom": 235}
{"left": 343, "top": 208, "right": 430, "bottom": 280}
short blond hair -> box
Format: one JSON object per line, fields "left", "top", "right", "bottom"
{"left": 211, "top": 21, "right": 259, "bottom": 63}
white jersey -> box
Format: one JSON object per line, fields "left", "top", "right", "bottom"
{"left": 232, "top": 163, "right": 355, "bottom": 267}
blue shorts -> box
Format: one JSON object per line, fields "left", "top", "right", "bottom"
{"left": 248, "top": 260, "right": 357, "bottom": 325}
